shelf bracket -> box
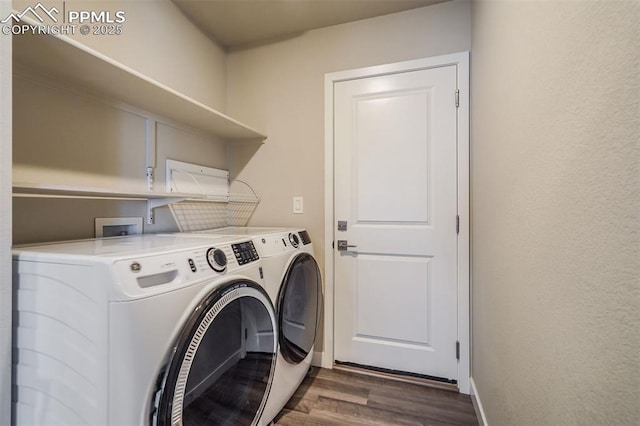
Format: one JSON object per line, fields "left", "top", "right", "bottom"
{"left": 147, "top": 197, "right": 186, "bottom": 225}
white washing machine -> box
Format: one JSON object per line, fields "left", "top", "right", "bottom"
{"left": 12, "top": 234, "right": 278, "bottom": 426}
{"left": 181, "top": 227, "right": 322, "bottom": 424}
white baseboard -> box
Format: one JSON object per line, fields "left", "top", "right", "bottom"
{"left": 470, "top": 377, "right": 488, "bottom": 426}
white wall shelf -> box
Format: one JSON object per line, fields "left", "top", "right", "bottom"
{"left": 13, "top": 31, "right": 266, "bottom": 141}
{"left": 13, "top": 183, "right": 259, "bottom": 225}
{"left": 13, "top": 183, "right": 204, "bottom": 201}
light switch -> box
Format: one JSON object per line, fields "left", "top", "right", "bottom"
{"left": 293, "top": 196, "right": 304, "bottom": 214}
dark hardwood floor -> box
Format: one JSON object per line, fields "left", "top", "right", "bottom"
{"left": 273, "top": 367, "right": 478, "bottom": 425}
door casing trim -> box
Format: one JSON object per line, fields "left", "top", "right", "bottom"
{"left": 323, "top": 52, "right": 470, "bottom": 394}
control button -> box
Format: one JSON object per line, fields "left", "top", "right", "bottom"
{"left": 130, "top": 262, "right": 141, "bottom": 272}
{"left": 214, "top": 250, "right": 226, "bottom": 265}
{"left": 188, "top": 258, "right": 197, "bottom": 273}
{"left": 206, "top": 248, "right": 227, "bottom": 272}
{"left": 289, "top": 232, "right": 300, "bottom": 248}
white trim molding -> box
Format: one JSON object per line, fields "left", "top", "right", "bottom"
{"left": 470, "top": 377, "right": 489, "bottom": 426}
{"left": 322, "top": 52, "right": 471, "bottom": 392}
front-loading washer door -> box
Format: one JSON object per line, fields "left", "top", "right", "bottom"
{"left": 277, "top": 253, "right": 322, "bottom": 364}
{"left": 152, "top": 280, "right": 276, "bottom": 426}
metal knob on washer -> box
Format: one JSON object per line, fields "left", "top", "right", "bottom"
{"left": 206, "top": 248, "right": 227, "bottom": 272}
{"left": 288, "top": 233, "right": 300, "bottom": 248}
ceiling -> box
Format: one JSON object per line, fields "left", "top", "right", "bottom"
{"left": 172, "top": 0, "right": 447, "bottom": 50}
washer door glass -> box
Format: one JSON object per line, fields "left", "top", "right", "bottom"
{"left": 278, "top": 253, "right": 322, "bottom": 364}
{"left": 152, "top": 281, "right": 276, "bottom": 426}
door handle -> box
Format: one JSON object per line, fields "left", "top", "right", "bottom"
{"left": 337, "top": 240, "right": 357, "bottom": 251}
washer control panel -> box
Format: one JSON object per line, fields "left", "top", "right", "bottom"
{"left": 232, "top": 241, "right": 259, "bottom": 265}
{"left": 113, "top": 241, "right": 264, "bottom": 297}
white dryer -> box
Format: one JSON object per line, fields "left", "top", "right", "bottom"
{"left": 183, "top": 227, "right": 322, "bottom": 424}
{"left": 12, "top": 234, "right": 277, "bottom": 426}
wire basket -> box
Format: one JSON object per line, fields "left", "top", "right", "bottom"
{"left": 168, "top": 195, "right": 260, "bottom": 232}
{"left": 227, "top": 199, "right": 260, "bottom": 226}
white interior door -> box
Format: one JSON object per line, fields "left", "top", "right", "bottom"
{"left": 333, "top": 65, "right": 459, "bottom": 381}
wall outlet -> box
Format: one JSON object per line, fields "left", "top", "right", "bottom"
{"left": 95, "top": 217, "right": 143, "bottom": 238}
{"left": 293, "top": 196, "right": 304, "bottom": 214}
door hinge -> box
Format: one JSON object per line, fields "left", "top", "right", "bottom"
{"left": 455, "top": 89, "right": 460, "bottom": 108}
{"left": 456, "top": 341, "right": 460, "bottom": 360}
{"left": 456, "top": 215, "right": 460, "bottom": 234}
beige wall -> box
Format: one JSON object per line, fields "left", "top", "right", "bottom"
{"left": 13, "top": 71, "right": 227, "bottom": 244}
{"left": 226, "top": 1, "right": 471, "bottom": 349}
{"left": 471, "top": 1, "right": 639, "bottom": 424}
{"left": 13, "top": 0, "right": 227, "bottom": 111}
{"left": 13, "top": 197, "right": 180, "bottom": 244}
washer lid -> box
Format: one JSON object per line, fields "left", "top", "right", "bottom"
{"left": 12, "top": 234, "right": 239, "bottom": 260}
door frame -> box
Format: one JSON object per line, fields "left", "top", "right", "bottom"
{"left": 322, "top": 52, "right": 470, "bottom": 394}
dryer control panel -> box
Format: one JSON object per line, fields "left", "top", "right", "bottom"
{"left": 299, "top": 230, "right": 312, "bottom": 245}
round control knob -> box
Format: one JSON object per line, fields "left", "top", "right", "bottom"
{"left": 206, "top": 248, "right": 227, "bottom": 272}
{"left": 288, "top": 232, "right": 300, "bottom": 248}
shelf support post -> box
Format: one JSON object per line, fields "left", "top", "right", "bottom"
{"left": 145, "top": 119, "right": 157, "bottom": 191}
